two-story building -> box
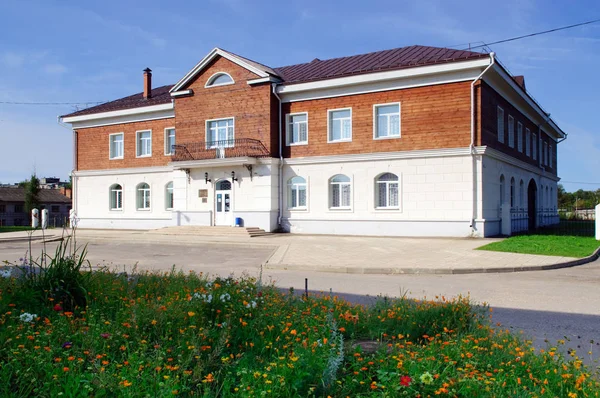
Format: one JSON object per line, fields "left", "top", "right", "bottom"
{"left": 61, "top": 45, "right": 565, "bottom": 237}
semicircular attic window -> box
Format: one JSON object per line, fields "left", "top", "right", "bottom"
{"left": 205, "top": 72, "right": 234, "bottom": 87}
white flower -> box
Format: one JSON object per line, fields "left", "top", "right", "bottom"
{"left": 219, "top": 293, "right": 231, "bottom": 302}
{"left": 205, "top": 294, "right": 213, "bottom": 303}
{"left": 0, "top": 269, "right": 11, "bottom": 278}
{"left": 245, "top": 300, "right": 257, "bottom": 309}
{"left": 19, "top": 313, "right": 37, "bottom": 323}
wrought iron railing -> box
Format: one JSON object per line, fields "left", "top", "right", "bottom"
{"left": 171, "top": 139, "right": 270, "bottom": 161}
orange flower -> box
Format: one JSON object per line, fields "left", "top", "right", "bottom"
{"left": 290, "top": 330, "right": 297, "bottom": 336}
{"left": 123, "top": 380, "right": 132, "bottom": 387}
{"left": 202, "top": 373, "right": 214, "bottom": 383}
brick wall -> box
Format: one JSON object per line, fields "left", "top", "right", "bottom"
{"left": 282, "top": 81, "right": 472, "bottom": 158}
{"left": 479, "top": 81, "right": 557, "bottom": 175}
{"left": 76, "top": 118, "right": 175, "bottom": 171}
{"left": 174, "top": 56, "right": 276, "bottom": 155}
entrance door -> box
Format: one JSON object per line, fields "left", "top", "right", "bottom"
{"left": 215, "top": 180, "right": 233, "bottom": 226}
{"left": 527, "top": 179, "right": 537, "bottom": 231}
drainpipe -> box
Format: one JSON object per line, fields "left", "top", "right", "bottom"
{"left": 57, "top": 116, "right": 77, "bottom": 215}
{"left": 271, "top": 83, "right": 284, "bottom": 227}
{"left": 470, "top": 52, "right": 495, "bottom": 235}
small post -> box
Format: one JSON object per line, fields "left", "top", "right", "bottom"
{"left": 596, "top": 204, "right": 600, "bottom": 240}
{"left": 41, "top": 209, "right": 48, "bottom": 230}
{"left": 31, "top": 209, "right": 39, "bottom": 228}
{"left": 304, "top": 278, "right": 308, "bottom": 299}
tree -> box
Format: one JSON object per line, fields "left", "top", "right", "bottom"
{"left": 24, "top": 174, "right": 41, "bottom": 220}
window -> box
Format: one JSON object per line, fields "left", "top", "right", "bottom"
{"left": 517, "top": 122, "right": 523, "bottom": 153}
{"left": 109, "top": 133, "right": 124, "bottom": 159}
{"left": 508, "top": 115, "right": 515, "bottom": 148}
{"left": 286, "top": 113, "right": 308, "bottom": 145}
{"left": 376, "top": 173, "right": 399, "bottom": 209}
{"left": 14, "top": 205, "right": 23, "bottom": 213}
{"left": 520, "top": 180, "right": 524, "bottom": 208}
{"left": 497, "top": 107, "right": 505, "bottom": 143}
{"left": 328, "top": 108, "right": 352, "bottom": 142}
{"left": 136, "top": 183, "right": 151, "bottom": 210}
{"left": 374, "top": 103, "right": 400, "bottom": 139}
{"left": 205, "top": 72, "right": 234, "bottom": 87}
{"left": 136, "top": 130, "right": 152, "bottom": 157}
{"left": 207, "top": 118, "right": 234, "bottom": 147}
{"left": 288, "top": 176, "right": 307, "bottom": 210}
{"left": 165, "top": 182, "right": 174, "bottom": 210}
{"left": 543, "top": 142, "right": 548, "bottom": 166}
{"left": 532, "top": 133, "right": 537, "bottom": 160}
{"left": 164, "top": 128, "right": 175, "bottom": 155}
{"left": 499, "top": 175, "right": 505, "bottom": 205}
{"left": 329, "top": 175, "right": 351, "bottom": 209}
{"left": 51, "top": 205, "right": 60, "bottom": 213}
{"left": 510, "top": 177, "right": 515, "bottom": 208}
{"left": 549, "top": 144, "right": 553, "bottom": 168}
{"left": 525, "top": 128, "right": 531, "bottom": 157}
{"left": 110, "top": 184, "right": 123, "bottom": 210}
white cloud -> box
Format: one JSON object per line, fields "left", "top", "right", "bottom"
{"left": 43, "top": 63, "right": 68, "bottom": 75}
{"left": 2, "top": 52, "right": 25, "bottom": 68}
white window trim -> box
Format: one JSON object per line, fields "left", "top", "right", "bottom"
{"left": 374, "top": 173, "right": 401, "bottom": 210}
{"left": 327, "top": 107, "right": 353, "bottom": 143}
{"left": 328, "top": 175, "right": 353, "bottom": 211}
{"left": 205, "top": 117, "right": 235, "bottom": 148}
{"left": 287, "top": 177, "right": 309, "bottom": 211}
{"left": 164, "top": 127, "right": 175, "bottom": 156}
{"left": 204, "top": 72, "right": 235, "bottom": 88}
{"left": 136, "top": 129, "right": 152, "bottom": 158}
{"left": 136, "top": 183, "right": 151, "bottom": 211}
{"left": 285, "top": 112, "right": 309, "bottom": 146}
{"left": 517, "top": 122, "right": 523, "bottom": 153}
{"left": 165, "top": 182, "right": 174, "bottom": 210}
{"left": 373, "top": 102, "right": 401, "bottom": 140}
{"left": 108, "top": 132, "right": 124, "bottom": 160}
{"left": 507, "top": 115, "right": 515, "bottom": 148}
{"left": 497, "top": 106, "right": 504, "bottom": 144}
{"left": 109, "top": 184, "right": 123, "bottom": 211}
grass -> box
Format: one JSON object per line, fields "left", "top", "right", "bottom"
{"left": 0, "top": 226, "right": 33, "bottom": 233}
{"left": 478, "top": 235, "right": 600, "bottom": 258}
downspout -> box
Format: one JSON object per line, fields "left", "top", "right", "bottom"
{"left": 470, "top": 52, "right": 495, "bottom": 235}
{"left": 271, "top": 83, "right": 284, "bottom": 227}
{"left": 57, "top": 116, "right": 77, "bottom": 216}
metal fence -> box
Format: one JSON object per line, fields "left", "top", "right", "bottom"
{"left": 0, "top": 213, "right": 69, "bottom": 228}
{"left": 509, "top": 207, "right": 596, "bottom": 237}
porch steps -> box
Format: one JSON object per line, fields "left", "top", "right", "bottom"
{"left": 148, "top": 226, "right": 270, "bottom": 238}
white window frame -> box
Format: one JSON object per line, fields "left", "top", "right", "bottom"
{"left": 286, "top": 112, "right": 308, "bottom": 146}
{"left": 164, "top": 127, "right": 175, "bottom": 155}
{"left": 532, "top": 133, "right": 537, "bottom": 160}
{"left": 136, "top": 130, "right": 152, "bottom": 158}
{"left": 525, "top": 128, "right": 531, "bottom": 157}
{"left": 373, "top": 102, "right": 401, "bottom": 140}
{"left": 375, "top": 173, "right": 400, "bottom": 210}
{"left": 327, "top": 107, "right": 352, "bottom": 143}
{"left": 109, "top": 133, "right": 124, "bottom": 160}
{"left": 109, "top": 184, "right": 123, "bottom": 211}
{"left": 288, "top": 176, "right": 308, "bottom": 211}
{"left": 507, "top": 115, "right": 515, "bottom": 148}
{"left": 329, "top": 175, "right": 352, "bottom": 210}
{"left": 204, "top": 72, "right": 235, "bottom": 88}
{"left": 497, "top": 106, "right": 504, "bottom": 143}
{"left": 165, "top": 181, "right": 174, "bottom": 210}
{"left": 517, "top": 122, "right": 523, "bottom": 153}
{"left": 136, "top": 183, "right": 151, "bottom": 211}
{"left": 205, "top": 117, "right": 235, "bottom": 148}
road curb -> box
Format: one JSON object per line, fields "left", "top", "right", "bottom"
{"left": 0, "top": 235, "right": 59, "bottom": 244}
{"left": 266, "top": 246, "right": 600, "bottom": 275}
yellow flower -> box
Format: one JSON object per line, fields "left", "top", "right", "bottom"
{"left": 188, "top": 312, "right": 195, "bottom": 317}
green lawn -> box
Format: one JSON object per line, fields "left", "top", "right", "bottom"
{"left": 477, "top": 235, "right": 600, "bottom": 258}
{"left": 0, "top": 226, "right": 33, "bottom": 233}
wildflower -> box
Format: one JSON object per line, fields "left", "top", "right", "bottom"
{"left": 151, "top": 320, "right": 157, "bottom": 325}
{"left": 19, "top": 313, "right": 37, "bottom": 323}
{"left": 53, "top": 304, "right": 63, "bottom": 312}
{"left": 400, "top": 375, "right": 412, "bottom": 387}
{"left": 62, "top": 342, "right": 73, "bottom": 349}
{"left": 0, "top": 268, "right": 12, "bottom": 278}
{"left": 123, "top": 380, "right": 132, "bottom": 387}
{"left": 420, "top": 372, "right": 434, "bottom": 385}
{"left": 202, "top": 373, "right": 214, "bottom": 383}
{"left": 100, "top": 333, "right": 110, "bottom": 339}
{"left": 188, "top": 311, "right": 195, "bottom": 317}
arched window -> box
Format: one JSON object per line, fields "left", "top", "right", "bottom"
{"left": 205, "top": 72, "right": 234, "bottom": 87}
{"left": 288, "top": 176, "right": 307, "bottom": 209}
{"left": 510, "top": 177, "right": 515, "bottom": 208}
{"left": 216, "top": 180, "right": 232, "bottom": 191}
{"left": 519, "top": 180, "right": 524, "bottom": 208}
{"left": 376, "top": 173, "right": 399, "bottom": 209}
{"left": 165, "top": 182, "right": 174, "bottom": 210}
{"left": 329, "top": 174, "right": 351, "bottom": 209}
{"left": 109, "top": 184, "right": 123, "bottom": 210}
{"left": 499, "top": 175, "right": 505, "bottom": 206}
{"left": 137, "top": 183, "right": 151, "bottom": 210}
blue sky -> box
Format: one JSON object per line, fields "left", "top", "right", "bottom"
{"left": 0, "top": 0, "right": 599, "bottom": 192}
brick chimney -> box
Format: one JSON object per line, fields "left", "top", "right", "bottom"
{"left": 143, "top": 68, "right": 152, "bottom": 99}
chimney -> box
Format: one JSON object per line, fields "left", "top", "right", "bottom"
{"left": 143, "top": 68, "right": 152, "bottom": 99}
{"left": 513, "top": 75, "right": 526, "bottom": 91}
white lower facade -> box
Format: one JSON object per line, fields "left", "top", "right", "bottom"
{"left": 72, "top": 147, "right": 559, "bottom": 237}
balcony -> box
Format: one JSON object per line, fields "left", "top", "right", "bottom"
{"left": 171, "top": 139, "right": 270, "bottom": 162}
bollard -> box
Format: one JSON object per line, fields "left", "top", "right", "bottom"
{"left": 41, "top": 209, "right": 49, "bottom": 230}
{"left": 69, "top": 209, "right": 78, "bottom": 228}
{"left": 31, "top": 209, "right": 39, "bottom": 228}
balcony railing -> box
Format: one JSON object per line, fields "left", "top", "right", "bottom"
{"left": 171, "top": 139, "right": 270, "bottom": 161}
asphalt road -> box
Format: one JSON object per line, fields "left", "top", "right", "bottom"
{"left": 2, "top": 238, "right": 599, "bottom": 367}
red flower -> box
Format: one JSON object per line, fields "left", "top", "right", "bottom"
{"left": 400, "top": 375, "right": 412, "bottom": 387}
{"left": 53, "top": 304, "right": 62, "bottom": 312}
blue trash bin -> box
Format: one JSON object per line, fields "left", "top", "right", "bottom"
{"left": 235, "top": 217, "right": 242, "bottom": 227}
